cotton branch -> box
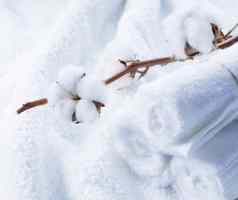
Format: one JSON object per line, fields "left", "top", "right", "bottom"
{"left": 16, "top": 22, "right": 238, "bottom": 115}
{"left": 213, "top": 22, "right": 238, "bottom": 49}
{"left": 104, "top": 57, "right": 176, "bottom": 85}
{"left": 17, "top": 98, "right": 48, "bottom": 114}
{"left": 217, "top": 35, "right": 238, "bottom": 49}
{"left": 224, "top": 23, "right": 238, "bottom": 39}
{"left": 16, "top": 57, "right": 174, "bottom": 114}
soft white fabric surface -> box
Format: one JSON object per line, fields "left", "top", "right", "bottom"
{"left": 133, "top": 61, "right": 238, "bottom": 155}
{"left": 1, "top": 0, "right": 238, "bottom": 200}
{"left": 192, "top": 119, "right": 238, "bottom": 200}
{"left": 189, "top": 61, "right": 238, "bottom": 199}
{"left": 112, "top": 57, "right": 238, "bottom": 199}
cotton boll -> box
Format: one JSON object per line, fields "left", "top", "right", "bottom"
{"left": 185, "top": 17, "right": 214, "bottom": 54}
{"left": 54, "top": 98, "right": 76, "bottom": 122}
{"left": 163, "top": 11, "right": 187, "bottom": 59}
{"left": 48, "top": 82, "right": 68, "bottom": 106}
{"left": 75, "top": 100, "right": 99, "bottom": 123}
{"left": 77, "top": 75, "right": 108, "bottom": 103}
{"left": 163, "top": 3, "right": 223, "bottom": 58}
{"left": 57, "top": 64, "right": 85, "bottom": 94}
{"left": 49, "top": 65, "right": 85, "bottom": 121}
{"left": 169, "top": 158, "right": 225, "bottom": 200}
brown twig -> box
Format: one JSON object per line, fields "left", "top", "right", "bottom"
{"left": 224, "top": 23, "right": 238, "bottom": 39}
{"left": 138, "top": 66, "right": 150, "bottom": 79}
{"left": 217, "top": 35, "right": 238, "bottom": 49}
{"left": 104, "top": 57, "right": 176, "bottom": 85}
{"left": 17, "top": 98, "right": 48, "bottom": 114}
{"left": 211, "top": 23, "right": 238, "bottom": 49}
{"left": 118, "top": 59, "right": 142, "bottom": 78}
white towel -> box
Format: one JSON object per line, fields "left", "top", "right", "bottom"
{"left": 112, "top": 105, "right": 170, "bottom": 177}
{"left": 112, "top": 59, "right": 238, "bottom": 179}
{"left": 191, "top": 118, "right": 238, "bottom": 200}
{"left": 134, "top": 60, "right": 238, "bottom": 156}
{"left": 167, "top": 158, "right": 225, "bottom": 200}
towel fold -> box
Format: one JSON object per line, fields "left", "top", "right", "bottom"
{"left": 112, "top": 107, "right": 170, "bottom": 177}
{"left": 220, "top": 155, "right": 238, "bottom": 200}
{"left": 191, "top": 118, "right": 238, "bottom": 199}
{"left": 167, "top": 158, "right": 225, "bottom": 200}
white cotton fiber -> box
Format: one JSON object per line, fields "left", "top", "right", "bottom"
{"left": 76, "top": 75, "right": 108, "bottom": 103}
{"left": 163, "top": 9, "right": 188, "bottom": 58}
{"left": 163, "top": 3, "right": 222, "bottom": 58}
{"left": 185, "top": 17, "right": 214, "bottom": 54}
{"left": 49, "top": 65, "right": 86, "bottom": 120}
{"left": 57, "top": 64, "right": 85, "bottom": 94}
{"left": 169, "top": 158, "right": 225, "bottom": 200}
{"left": 48, "top": 81, "right": 73, "bottom": 106}
{"left": 75, "top": 99, "right": 99, "bottom": 123}
{"left": 54, "top": 98, "right": 76, "bottom": 122}
{"left": 48, "top": 82, "right": 66, "bottom": 106}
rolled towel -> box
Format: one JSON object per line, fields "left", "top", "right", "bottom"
{"left": 135, "top": 60, "right": 238, "bottom": 155}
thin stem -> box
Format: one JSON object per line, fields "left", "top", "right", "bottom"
{"left": 104, "top": 57, "right": 176, "bottom": 85}
{"left": 17, "top": 98, "right": 48, "bottom": 114}
{"left": 224, "top": 23, "right": 238, "bottom": 39}
{"left": 217, "top": 35, "right": 238, "bottom": 49}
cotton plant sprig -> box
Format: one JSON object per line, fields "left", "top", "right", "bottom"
{"left": 17, "top": 57, "right": 176, "bottom": 117}
{"left": 17, "top": 22, "right": 238, "bottom": 121}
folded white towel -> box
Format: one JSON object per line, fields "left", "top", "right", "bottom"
{"left": 191, "top": 118, "right": 238, "bottom": 199}
{"left": 112, "top": 59, "right": 238, "bottom": 181}
{"left": 134, "top": 60, "right": 238, "bottom": 155}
